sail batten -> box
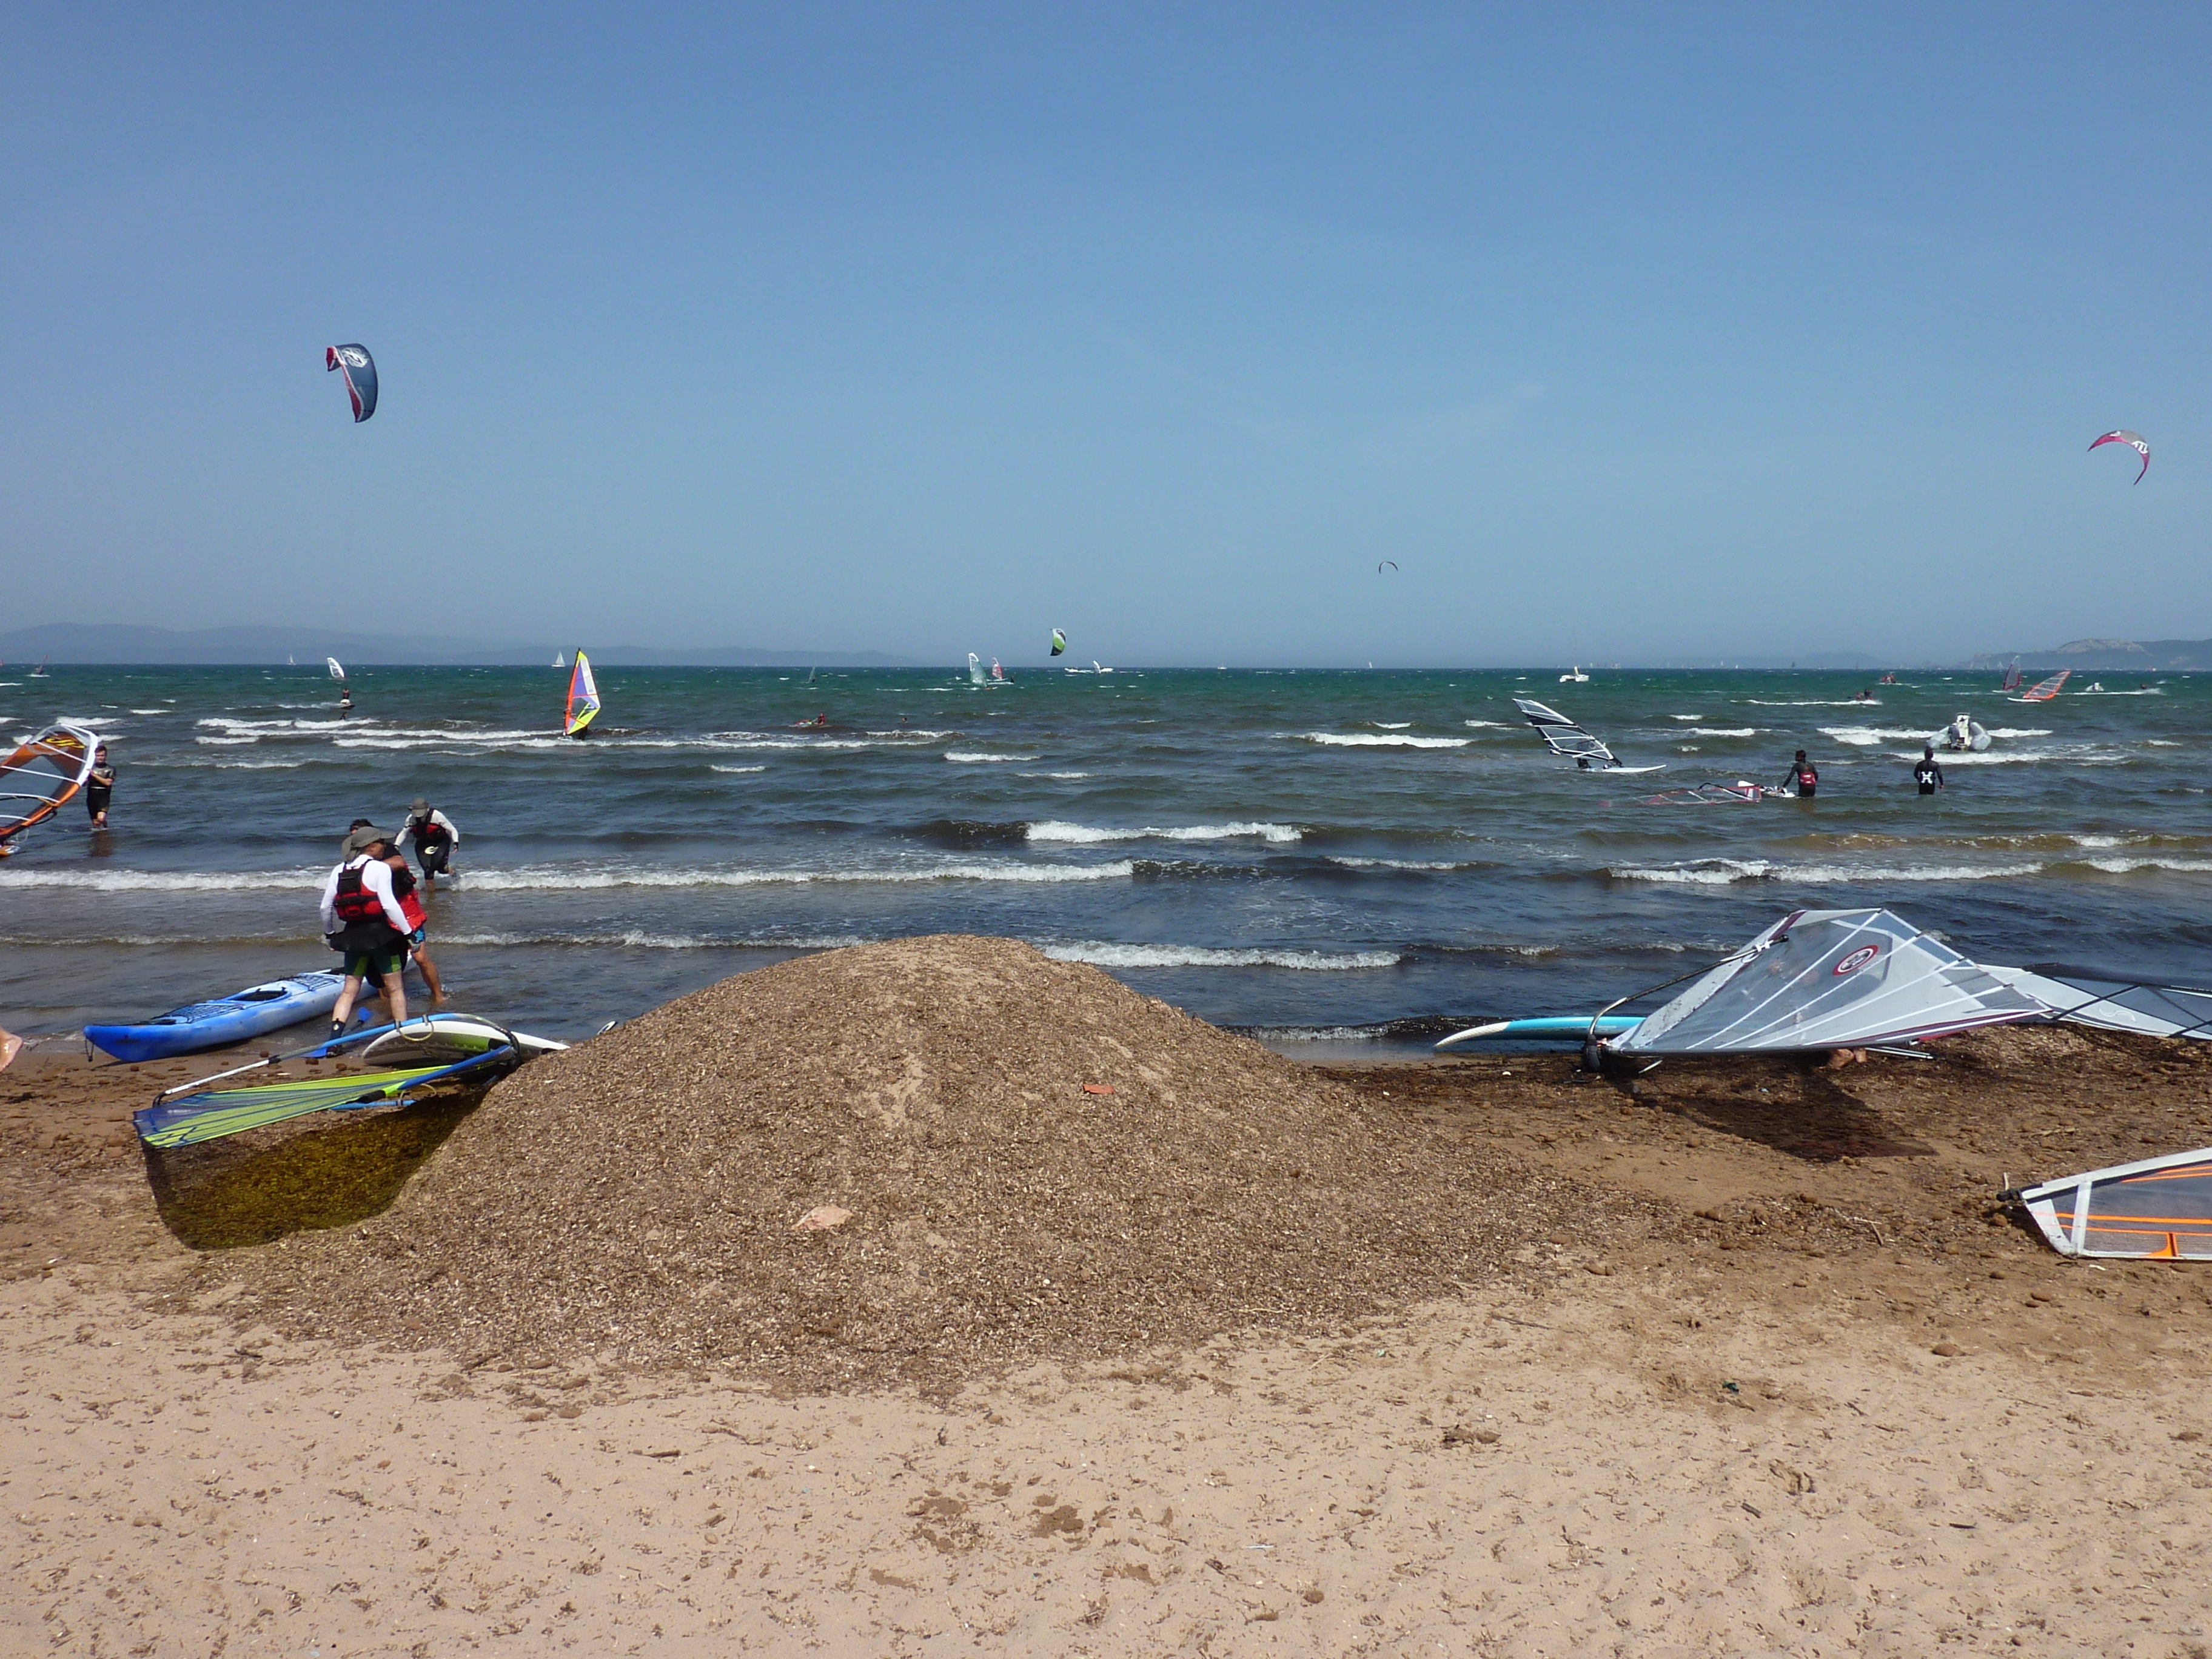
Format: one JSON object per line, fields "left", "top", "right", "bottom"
{"left": 1512, "top": 697, "right": 1618, "bottom": 767}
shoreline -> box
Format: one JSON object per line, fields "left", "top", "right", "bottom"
{"left": 4, "top": 977, "right": 2210, "bottom": 1653}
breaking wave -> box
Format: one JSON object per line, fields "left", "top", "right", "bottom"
{"left": 1025, "top": 820, "right": 1302, "bottom": 845}
{"left": 1295, "top": 732, "right": 1470, "bottom": 748}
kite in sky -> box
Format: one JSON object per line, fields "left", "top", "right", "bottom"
{"left": 2088, "top": 429, "right": 2148, "bottom": 484}
{"left": 326, "top": 344, "right": 378, "bottom": 422}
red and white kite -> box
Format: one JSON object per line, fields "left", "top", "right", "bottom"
{"left": 2088, "top": 429, "right": 2150, "bottom": 484}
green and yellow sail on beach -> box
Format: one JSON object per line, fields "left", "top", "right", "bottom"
{"left": 565, "top": 651, "right": 600, "bottom": 737}
{"left": 134, "top": 1061, "right": 485, "bottom": 1148}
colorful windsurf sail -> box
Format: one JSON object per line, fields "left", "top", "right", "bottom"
{"left": 2088, "top": 428, "right": 2149, "bottom": 483}
{"left": 2014, "top": 1148, "right": 2212, "bottom": 1259}
{"left": 1608, "top": 908, "right": 2045, "bottom": 1056}
{"left": 565, "top": 651, "right": 600, "bottom": 736}
{"left": 1050, "top": 629, "right": 1067, "bottom": 657}
{"left": 1634, "top": 782, "right": 1781, "bottom": 805}
{"left": 2014, "top": 669, "right": 2071, "bottom": 702}
{"left": 1512, "top": 697, "right": 1620, "bottom": 768}
{"left": 0, "top": 722, "right": 98, "bottom": 857}
{"left": 326, "top": 344, "right": 378, "bottom": 422}
{"left": 135, "top": 1048, "right": 515, "bottom": 1148}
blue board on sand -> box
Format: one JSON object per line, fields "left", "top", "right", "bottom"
{"left": 85, "top": 970, "right": 348, "bottom": 1063}
{"left": 1435, "top": 1014, "right": 1643, "bottom": 1050}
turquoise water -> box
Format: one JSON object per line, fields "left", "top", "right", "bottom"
{"left": 2, "top": 663, "right": 2205, "bottom": 1046}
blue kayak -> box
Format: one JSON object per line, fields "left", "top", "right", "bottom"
{"left": 85, "top": 970, "right": 349, "bottom": 1062}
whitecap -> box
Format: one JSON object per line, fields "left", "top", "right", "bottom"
{"left": 710, "top": 765, "right": 767, "bottom": 774}
{"left": 1295, "top": 732, "right": 1470, "bottom": 748}
{"left": 1041, "top": 942, "right": 1399, "bottom": 970}
{"left": 1027, "top": 820, "right": 1301, "bottom": 845}
{"left": 944, "top": 751, "right": 1039, "bottom": 763}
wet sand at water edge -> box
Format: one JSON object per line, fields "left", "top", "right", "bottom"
{"left": 2, "top": 953, "right": 2210, "bottom": 1658}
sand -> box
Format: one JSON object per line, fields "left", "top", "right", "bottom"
{"left": 4, "top": 942, "right": 2211, "bottom": 1655}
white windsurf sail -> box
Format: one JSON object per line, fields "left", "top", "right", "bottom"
{"left": 1985, "top": 966, "right": 2212, "bottom": 1042}
{"left": 1512, "top": 697, "right": 1645, "bottom": 769}
{"left": 0, "top": 722, "right": 99, "bottom": 857}
{"left": 2001, "top": 660, "right": 2022, "bottom": 691}
{"left": 326, "top": 656, "right": 346, "bottom": 680}
{"left": 1609, "top": 908, "right": 2045, "bottom": 1056}
{"left": 2015, "top": 1148, "right": 2212, "bottom": 1259}
{"left": 968, "top": 652, "right": 987, "bottom": 686}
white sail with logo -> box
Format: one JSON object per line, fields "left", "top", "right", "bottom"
{"left": 1610, "top": 908, "right": 2044, "bottom": 1055}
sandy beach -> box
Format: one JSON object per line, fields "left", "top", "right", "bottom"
{"left": 5, "top": 941, "right": 2210, "bottom": 1657}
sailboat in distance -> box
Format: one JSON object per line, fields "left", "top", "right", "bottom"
{"left": 565, "top": 652, "right": 601, "bottom": 737}
{"left": 553, "top": 650, "right": 567, "bottom": 668}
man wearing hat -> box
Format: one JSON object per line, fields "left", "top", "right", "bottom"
{"left": 318, "top": 825, "right": 414, "bottom": 1037}
{"left": 395, "top": 798, "right": 461, "bottom": 888}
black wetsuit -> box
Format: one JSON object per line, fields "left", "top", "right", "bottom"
{"left": 84, "top": 760, "right": 114, "bottom": 823}
{"left": 1913, "top": 755, "right": 1943, "bottom": 795}
{"left": 1783, "top": 759, "right": 1817, "bottom": 799}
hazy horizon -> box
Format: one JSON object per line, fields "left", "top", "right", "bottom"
{"left": 5, "top": 7, "right": 2206, "bottom": 667}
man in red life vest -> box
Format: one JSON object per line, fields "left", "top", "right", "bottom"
{"left": 319, "top": 825, "right": 412, "bottom": 1037}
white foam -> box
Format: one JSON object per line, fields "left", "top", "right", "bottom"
{"left": 458, "top": 859, "right": 1138, "bottom": 891}
{"left": 1669, "top": 714, "right": 1701, "bottom": 722}
{"left": 438, "top": 931, "right": 869, "bottom": 951}
{"left": 1982, "top": 727, "right": 2052, "bottom": 739}
{"left": 944, "top": 751, "right": 1039, "bottom": 763}
{"left": 1610, "top": 857, "right": 2043, "bottom": 886}
{"left": 1818, "top": 726, "right": 1929, "bottom": 745}
{"left": 1041, "top": 942, "right": 1400, "bottom": 970}
{"left": 1026, "top": 820, "right": 1302, "bottom": 845}
{"left": 1326, "top": 856, "right": 1472, "bottom": 871}
{"left": 1017, "top": 771, "right": 1093, "bottom": 780}
{"left": 128, "top": 708, "right": 168, "bottom": 716}
{"left": 710, "top": 765, "right": 767, "bottom": 774}
{"left": 0, "top": 866, "right": 322, "bottom": 892}
{"left": 195, "top": 736, "right": 260, "bottom": 746}
{"left": 2148, "top": 739, "right": 2182, "bottom": 747}
{"left": 1687, "top": 728, "right": 1758, "bottom": 737}
{"left": 1369, "top": 722, "right": 1413, "bottom": 730}
{"left": 1461, "top": 720, "right": 1509, "bottom": 729}
{"left": 1746, "top": 699, "right": 1880, "bottom": 707}
{"left": 2078, "top": 856, "right": 2212, "bottom": 875}
{"left": 1296, "top": 732, "right": 1470, "bottom": 748}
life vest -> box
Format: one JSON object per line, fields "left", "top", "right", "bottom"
{"left": 385, "top": 861, "right": 427, "bottom": 931}
{"left": 1794, "top": 763, "right": 1818, "bottom": 788}
{"left": 331, "top": 858, "right": 390, "bottom": 928}
{"left": 414, "top": 811, "right": 451, "bottom": 851}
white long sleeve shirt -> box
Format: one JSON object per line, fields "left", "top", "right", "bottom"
{"left": 395, "top": 809, "right": 461, "bottom": 850}
{"left": 319, "top": 855, "right": 411, "bottom": 937}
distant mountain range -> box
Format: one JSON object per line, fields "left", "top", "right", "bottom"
{"left": 1965, "top": 638, "right": 2212, "bottom": 673}
{"left": 0, "top": 623, "right": 914, "bottom": 668}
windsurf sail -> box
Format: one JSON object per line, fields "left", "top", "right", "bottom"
{"left": 2088, "top": 428, "right": 2149, "bottom": 484}
{"left": 1608, "top": 908, "right": 2045, "bottom": 1056}
{"left": 2014, "top": 669, "right": 2071, "bottom": 702}
{"left": 326, "top": 344, "right": 378, "bottom": 422}
{"left": 2014, "top": 1148, "right": 2212, "bottom": 1259}
{"left": 1512, "top": 697, "right": 1621, "bottom": 768}
{"left": 991, "top": 658, "right": 1006, "bottom": 682}
{"left": 1985, "top": 967, "right": 2212, "bottom": 1041}
{"left": 326, "top": 655, "right": 346, "bottom": 680}
{"left": 2001, "top": 660, "right": 2022, "bottom": 692}
{"left": 1633, "top": 782, "right": 1782, "bottom": 805}
{"left": 565, "top": 651, "right": 600, "bottom": 736}
{"left": 0, "top": 722, "right": 98, "bottom": 856}
{"left": 135, "top": 1050, "right": 512, "bottom": 1149}
{"left": 28, "top": 657, "right": 49, "bottom": 678}
{"left": 1050, "top": 629, "right": 1067, "bottom": 657}
{"left": 968, "top": 652, "right": 987, "bottom": 686}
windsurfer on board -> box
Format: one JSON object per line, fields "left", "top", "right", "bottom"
{"left": 1780, "top": 750, "right": 1817, "bottom": 799}
{"left": 338, "top": 685, "right": 354, "bottom": 715}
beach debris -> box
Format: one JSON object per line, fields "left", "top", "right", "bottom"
{"left": 1441, "top": 1424, "right": 1500, "bottom": 1447}
{"left": 0, "top": 1028, "right": 18, "bottom": 1073}
{"left": 1082, "top": 1082, "right": 1116, "bottom": 1095}
{"left": 232, "top": 937, "right": 1578, "bottom": 1390}
{"left": 2011, "top": 1146, "right": 2212, "bottom": 1260}
{"left": 793, "top": 1205, "right": 854, "bottom": 1233}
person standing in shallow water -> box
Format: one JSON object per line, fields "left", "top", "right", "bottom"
{"left": 1780, "top": 749, "right": 1818, "bottom": 799}
{"left": 84, "top": 743, "right": 114, "bottom": 828}
{"left": 1914, "top": 745, "right": 1945, "bottom": 796}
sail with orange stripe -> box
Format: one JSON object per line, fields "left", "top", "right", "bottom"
{"left": 2014, "top": 1149, "right": 2212, "bottom": 1260}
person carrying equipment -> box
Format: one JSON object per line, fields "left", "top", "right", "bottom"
{"left": 397, "top": 798, "right": 461, "bottom": 886}
{"left": 1780, "top": 749, "right": 1818, "bottom": 799}
{"left": 85, "top": 744, "right": 115, "bottom": 828}
{"left": 1914, "top": 745, "right": 1945, "bottom": 796}
{"left": 319, "top": 826, "right": 412, "bottom": 1036}
{"left": 382, "top": 846, "right": 448, "bottom": 1008}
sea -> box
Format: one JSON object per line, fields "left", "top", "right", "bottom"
{"left": 3, "top": 664, "right": 2207, "bottom": 1052}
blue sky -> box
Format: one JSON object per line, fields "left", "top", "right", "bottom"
{"left": 3, "top": 4, "right": 2206, "bottom": 665}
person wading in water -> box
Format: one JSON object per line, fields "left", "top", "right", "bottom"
{"left": 319, "top": 826, "right": 411, "bottom": 1036}
{"left": 1780, "top": 749, "right": 1818, "bottom": 799}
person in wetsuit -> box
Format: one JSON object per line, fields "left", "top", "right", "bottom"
{"left": 1914, "top": 745, "right": 1945, "bottom": 796}
{"left": 1780, "top": 749, "right": 1818, "bottom": 799}
{"left": 84, "top": 744, "right": 114, "bottom": 828}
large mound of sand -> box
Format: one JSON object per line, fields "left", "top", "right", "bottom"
{"left": 247, "top": 937, "right": 1617, "bottom": 1387}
